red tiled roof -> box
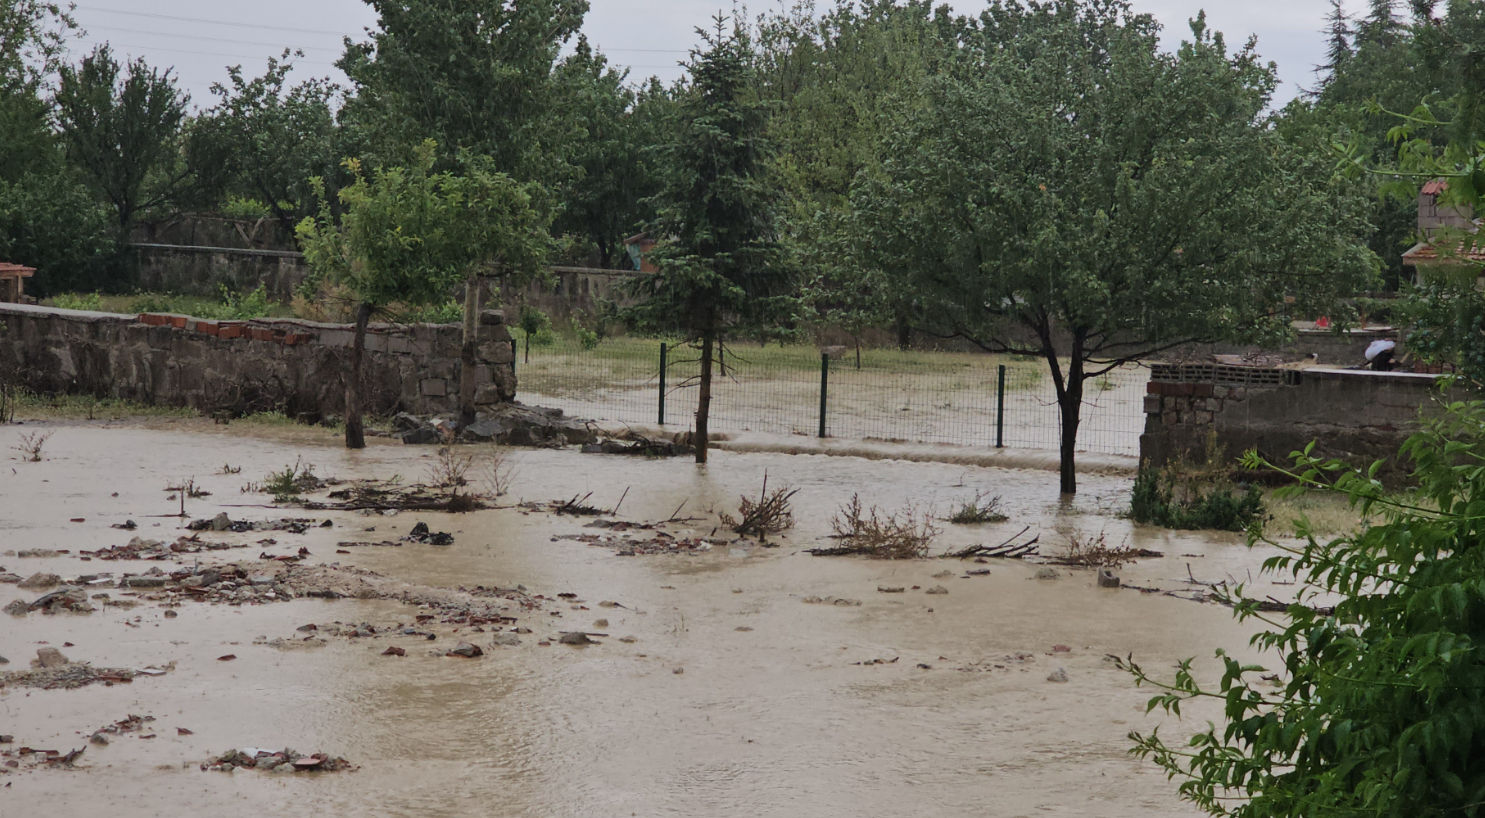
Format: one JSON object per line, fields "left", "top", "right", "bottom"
{"left": 1422, "top": 179, "right": 1449, "bottom": 196}
{"left": 1403, "top": 241, "right": 1485, "bottom": 264}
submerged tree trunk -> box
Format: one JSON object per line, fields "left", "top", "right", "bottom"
{"left": 457, "top": 275, "right": 480, "bottom": 433}
{"left": 695, "top": 332, "right": 714, "bottom": 464}
{"left": 345, "top": 301, "right": 373, "bottom": 450}
{"left": 1044, "top": 333, "right": 1087, "bottom": 495}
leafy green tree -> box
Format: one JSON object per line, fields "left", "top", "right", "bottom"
{"left": 625, "top": 16, "right": 796, "bottom": 464}
{"left": 192, "top": 51, "right": 340, "bottom": 236}
{"left": 296, "top": 141, "right": 547, "bottom": 448}
{"left": 54, "top": 44, "right": 190, "bottom": 229}
{"left": 1124, "top": 400, "right": 1485, "bottom": 817}
{"left": 337, "top": 0, "right": 586, "bottom": 180}
{"left": 0, "top": 0, "right": 75, "bottom": 91}
{"left": 752, "top": 1, "right": 962, "bottom": 345}
{"left": 851, "top": 1, "right": 1376, "bottom": 494}
{"left": 0, "top": 169, "right": 117, "bottom": 294}
{"left": 548, "top": 38, "right": 665, "bottom": 269}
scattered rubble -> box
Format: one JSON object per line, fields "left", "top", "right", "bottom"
{"left": 91, "top": 714, "right": 156, "bottom": 744}
{"left": 186, "top": 516, "right": 329, "bottom": 534}
{"left": 1, "top": 653, "right": 172, "bottom": 691}
{"left": 81, "top": 535, "right": 249, "bottom": 561}
{"left": 802, "top": 596, "right": 861, "bottom": 606}
{"left": 17, "top": 549, "right": 61, "bottom": 558}
{"left": 580, "top": 435, "right": 693, "bottom": 457}
{"left": 394, "top": 403, "right": 597, "bottom": 448}
{"left": 203, "top": 747, "right": 354, "bottom": 773}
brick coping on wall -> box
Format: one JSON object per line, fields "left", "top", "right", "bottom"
{"left": 0, "top": 302, "right": 463, "bottom": 350}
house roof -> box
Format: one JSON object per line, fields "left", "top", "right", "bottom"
{"left": 1403, "top": 241, "right": 1485, "bottom": 264}
{"left": 1422, "top": 179, "right": 1450, "bottom": 196}
{"left": 0, "top": 263, "right": 35, "bottom": 277}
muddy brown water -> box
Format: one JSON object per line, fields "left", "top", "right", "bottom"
{"left": 0, "top": 422, "right": 1284, "bottom": 817}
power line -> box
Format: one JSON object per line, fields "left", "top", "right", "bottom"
{"left": 75, "top": 5, "right": 359, "bottom": 37}
{"left": 84, "top": 23, "right": 343, "bottom": 53}
{"left": 76, "top": 5, "right": 690, "bottom": 54}
{"left": 76, "top": 38, "right": 340, "bottom": 69}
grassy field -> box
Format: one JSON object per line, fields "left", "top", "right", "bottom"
{"left": 516, "top": 335, "right": 1147, "bottom": 455}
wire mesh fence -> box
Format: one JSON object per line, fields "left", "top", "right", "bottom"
{"left": 512, "top": 336, "right": 1148, "bottom": 456}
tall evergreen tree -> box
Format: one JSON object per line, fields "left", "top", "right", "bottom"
{"left": 625, "top": 15, "right": 796, "bottom": 464}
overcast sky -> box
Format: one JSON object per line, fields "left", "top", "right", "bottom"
{"left": 66, "top": 1, "right": 1365, "bottom": 109}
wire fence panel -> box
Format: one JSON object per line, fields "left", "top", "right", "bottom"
{"left": 513, "top": 337, "right": 1148, "bottom": 456}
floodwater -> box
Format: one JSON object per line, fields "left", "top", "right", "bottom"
{"left": 0, "top": 421, "right": 1284, "bottom": 817}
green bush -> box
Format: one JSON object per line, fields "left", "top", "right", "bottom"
{"left": 397, "top": 300, "right": 463, "bottom": 324}
{"left": 53, "top": 292, "right": 104, "bottom": 311}
{"left": 1129, "top": 464, "right": 1264, "bottom": 531}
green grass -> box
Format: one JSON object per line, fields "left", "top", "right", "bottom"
{"left": 43, "top": 290, "right": 296, "bottom": 320}
{"left": 518, "top": 333, "right": 1047, "bottom": 386}
{"left": 2, "top": 391, "right": 197, "bottom": 421}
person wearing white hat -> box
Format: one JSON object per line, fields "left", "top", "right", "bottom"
{"left": 1365, "top": 339, "right": 1396, "bottom": 371}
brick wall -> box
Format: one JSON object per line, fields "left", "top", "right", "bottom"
{"left": 1140, "top": 364, "right": 1444, "bottom": 478}
{"left": 0, "top": 303, "right": 516, "bottom": 419}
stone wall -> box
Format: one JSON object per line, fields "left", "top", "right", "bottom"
{"left": 0, "top": 303, "right": 516, "bottom": 420}
{"left": 1140, "top": 363, "right": 1445, "bottom": 477}
{"left": 131, "top": 244, "right": 309, "bottom": 300}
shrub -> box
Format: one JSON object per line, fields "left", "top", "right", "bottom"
{"left": 1130, "top": 463, "right": 1264, "bottom": 531}
{"left": 53, "top": 292, "right": 105, "bottom": 311}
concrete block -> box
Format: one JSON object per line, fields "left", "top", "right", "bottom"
{"left": 387, "top": 335, "right": 413, "bottom": 355}
{"left": 479, "top": 309, "right": 507, "bottom": 326}
{"left": 363, "top": 333, "right": 389, "bottom": 353}
{"left": 314, "top": 328, "right": 354, "bottom": 348}
{"left": 218, "top": 324, "right": 242, "bottom": 340}
{"left": 1143, "top": 395, "right": 1162, "bottom": 414}
{"left": 1192, "top": 383, "right": 1215, "bottom": 397}
{"left": 420, "top": 378, "right": 447, "bottom": 397}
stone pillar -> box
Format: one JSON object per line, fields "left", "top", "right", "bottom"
{"left": 474, "top": 309, "right": 517, "bottom": 404}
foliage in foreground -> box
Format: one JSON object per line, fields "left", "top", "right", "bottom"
{"left": 1123, "top": 400, "right": 1485, "bottom": 817}
{"left": 1129, "top": 464, "right": 1265, "bottom": 532}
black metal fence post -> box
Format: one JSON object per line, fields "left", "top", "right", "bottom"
{"left": 818, "top": 353, "right": 830, "bottom": 438}
{"left": 509, "top": 338, "right": 517, "bottom": 375}
{"left": 996, "top": 364, "right": 1006, "bottom": 448}
{"left": 658, "top": 342, "right": 667, "bottom": 425}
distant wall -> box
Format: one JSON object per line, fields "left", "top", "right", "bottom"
{"left": 1140, "top": 363, "right": 1444, "bottom": 478}
{"left": 131, "top": 244, "right": 309, "bottom": 300}
{"left": 0, "top": 303, "right": 516, "bottom": 419}
{"left": 505, "top": 266, "right": 642, "bottom": 322}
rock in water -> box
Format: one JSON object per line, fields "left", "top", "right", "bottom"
{"left": 34, "top": 647, "right": 70, "bottom": 668}
{"left": 210, "top": 512, "right": 232, "bottom": 531}
{"left": 1034, "top": 568, "right": 1060, "bottom": 580}
{"left": 558, "top": 632, "right": 594, "bottom": 646}
{"left": 17, "top": 572, "right": 60, "bottom": 590}
{"left": 1047, "top": 667, "right": 1069, "bottom": 683}
{"left": 446, "top": 641, "right": 483, "bottom": 658}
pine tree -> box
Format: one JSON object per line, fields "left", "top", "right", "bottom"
{"left": 624, "top": 15, "right": 796, "bottom": 464}
{"left": 1317, "top": 0, "right": 1354, "bottom": 90}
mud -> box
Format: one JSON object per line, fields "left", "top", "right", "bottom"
{"left": 0, "top": 420, "right": 1291, "bottom": 817}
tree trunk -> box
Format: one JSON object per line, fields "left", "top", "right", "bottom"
{"left": 695, "top": 332, "right": 714, "bottom": 464}
{"left": 344, "top": 301, "right": 373, "bottom": 450}
{"left": 895, "top": 315, "right": 911, "bottom": 351}
{"left": 457, "top": 275, "right": 480, "bottom": 433}
{"left": 1056, "top": 374, "right": 1084, "bottom": 495}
